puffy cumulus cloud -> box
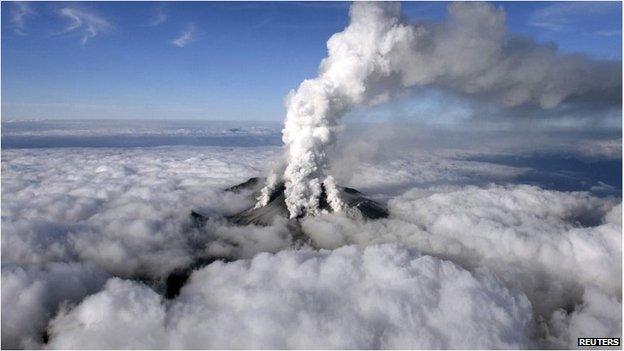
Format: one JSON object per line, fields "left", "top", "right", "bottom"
{"left": 47, "top": 278, "right": 168, "bottom": 349}
{"left": 2, "top": 146, "right": 296, "bottom": 349}
{"left": 605, "top": 203, "right": 622, "bottom": 225}
{"left": 1, "top": 262, "right": 108, "bottom": 349}
{"left": 300, "top": 184, "right": 621, "bottom": 348}
{"left": 2, "top": 134, "right": 620, "bottom": 349}
{"left": 1, "top": 146, "right": 286, "bottom": 279}
{"left": 546, "top": 286, "right": 622, "bottom": 349}
{"left": 277, "top": 1, "right": 621, "bottom": 217}
{"left": 47, "top": 244, "right": 533, "bottom": 349}
{"left": 1, "top": 140, "right": 536, "bottom": 281}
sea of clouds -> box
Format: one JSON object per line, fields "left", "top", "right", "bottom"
{"left": 1, "top": 121, "right": 621, "bottom": 349}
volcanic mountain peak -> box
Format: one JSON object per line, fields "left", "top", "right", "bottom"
{"left": 225, "top": 177, "right": 389, "bottom": 226}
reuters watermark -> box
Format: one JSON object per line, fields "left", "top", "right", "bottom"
{"left": 578, "top": 338, "right": 621, "bottom": 347}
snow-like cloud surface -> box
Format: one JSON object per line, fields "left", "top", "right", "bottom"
{"left": 1, "top": 262, "right": 108, "bottom": 349}
{"left": 47, "top": 244, "right": 533, "bottom": 349}
{"left": 303, "top": 186, "right": 621, "bottom": 320}
{"left": 1, "top": 124, "right": 621, "bottom": 349}
{"left": 2, "top": 147, "right": 284, "bottom": 279}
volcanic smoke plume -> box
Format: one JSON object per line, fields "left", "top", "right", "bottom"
{"left": 269, "top": 1, "right": 620, "bottom": 218}
{"left": 1, "top": 2, "right": 621, "bottom": 349}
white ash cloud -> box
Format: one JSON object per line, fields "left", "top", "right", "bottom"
{"left": 46, "top": 244, "right": 533, "bottom": 349}
{"left": 326, "top": 124, "right": 533, "bottom": 191}
{"left": 278, "top": 1, "right": 621, "bottom": 218}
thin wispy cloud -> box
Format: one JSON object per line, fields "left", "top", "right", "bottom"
{"left": 10, "top": 2, "right": 35, "bottom": 35}
{"left": 144, "top": 7, "right": 167, "bottom": 27}
{"left": 172, "top": 24, "right": 199, "bottom": 48}
{"left": 58, "top": 7, "right": 112, "bottom": 45}
{"left": 596, "top": 30, "right": 621, "bottom": 37}
{"left": 529, "top": 2, "right": 620, "bottom": 32}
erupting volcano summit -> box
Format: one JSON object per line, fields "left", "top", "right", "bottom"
{"left": 191, "top": 177, "right": 388, "bottom": 235}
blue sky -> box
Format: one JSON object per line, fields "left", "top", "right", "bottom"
{"left": 1, "top": 1, "right": 621, "bottom": 121}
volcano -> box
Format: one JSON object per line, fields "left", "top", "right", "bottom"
{"left": 190, "top": 177, "right": 388, "bottom": 230}
{"left": 178, "top": 180, "right": 388, "bottom": 298}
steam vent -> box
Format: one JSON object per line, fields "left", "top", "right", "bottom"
{"left": 191, "top": 177, "right": 388, "bottom": 231}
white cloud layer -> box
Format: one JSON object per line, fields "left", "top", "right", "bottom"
{"left": 2, "top": 147, "right": 282, "bottom": 279}
{"left": 1, "top": 262, "right": 108, "bottom": 349}
{"left": 47, "top": 244, "right": 534, "bottom": 349}
{"left": 1, "top": 126, "right": 620, "bottom": 349}
{"left": 303, "top": 186, "right": 621, "bottom": 318}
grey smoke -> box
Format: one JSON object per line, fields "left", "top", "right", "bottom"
{"left": 278, "top": 1, "right": 621, "bottom": 218}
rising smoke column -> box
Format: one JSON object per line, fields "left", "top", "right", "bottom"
{"left": 279, "top": 2, "right": 410, "bottom": 217}
{"left": 271, "top": 1, "right": 620, "bottom": 218}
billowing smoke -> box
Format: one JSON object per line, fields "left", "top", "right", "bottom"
{"left": 275, "top": 1, "right": 621, "bottom": 218}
